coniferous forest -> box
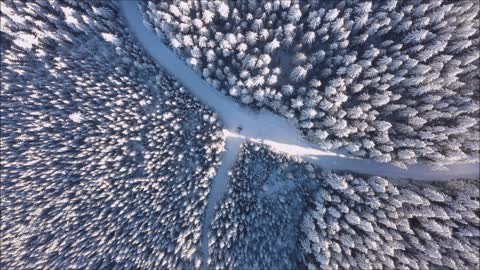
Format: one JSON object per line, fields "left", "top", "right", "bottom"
{"left": 1, "top": 0, "right": 478, "bottom": 269}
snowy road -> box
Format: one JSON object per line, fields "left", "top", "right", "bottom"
{"left": 119, "top": 0, "right": 479, "bottom": 268}
{"left": 199, "top": 136, "right": 243, "bottom": 269}
{"left": 119, "top": 0, "right": 479, "bottom": 181}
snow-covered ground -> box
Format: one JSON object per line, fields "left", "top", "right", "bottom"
{"left": 199, "top": 136, "right": 243, "bottom": 270}
{"left": 224, "top": 130, "right": 480, "bottom": 181}
{"left": 119, "top": 0, "right": 479, "bottom": 267}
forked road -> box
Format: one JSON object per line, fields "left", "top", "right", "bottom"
{"left": 119, "top": 0, "right": 479, "bottom": 181}
{"left": 119, "top": 1, "right": 479, "bottom": 268}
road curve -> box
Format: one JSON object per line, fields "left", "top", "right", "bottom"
{"left": 119, "top": 0, "right": 479, "bottom": 182}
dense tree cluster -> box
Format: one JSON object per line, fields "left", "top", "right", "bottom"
{"left": 1, "top": 1, "right": 478, "bottom": 269}
{"left": 299, "top": 172, "right": 480, "bottom": 269}
{"left": 208, "top": 142, "right": 318, "bottom": 269}
{"left": 1, "top": 1, "right": 223, "bottom": 269}
{"left": 206, "top": 143, "right": 479, "bottom": 269}
{"left": 139, "top": 0, "right": 479, "bottom": 168}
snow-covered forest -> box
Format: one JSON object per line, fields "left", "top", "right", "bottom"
{"left": 139, "top": 0, "right": 479, "bottom": 168}
{"left": 208, "top": 142, "right": 315, "bottom": 269}
{"left": 299, "top": 172, "right": 479, "bottom": 270}
{"left": 1, "top": 0, "right": 479, "bottom": 269}
{"left": 1, "top": 1, "right": 223, "bottom": 269}
{"left": 206, "top": 143, "right": 479, "bottom": 269}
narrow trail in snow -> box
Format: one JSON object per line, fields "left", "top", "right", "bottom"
{"left": 119, "top": 1, "right": 479, "bottom": 268}
{"left": 199, "top": 137, "right": 243, "bottom": 270}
